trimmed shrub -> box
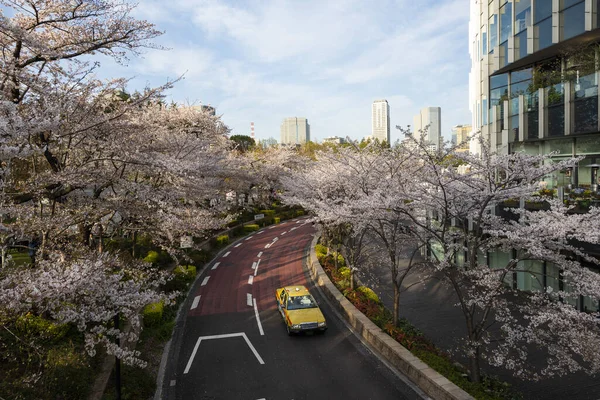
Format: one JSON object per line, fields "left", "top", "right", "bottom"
{"left": 143, "top": 250, "right": 159, "bottom": 264}
{"left": 357, "top": 286, "right": 380, "bottom": 303}
{"left": 315, "top": 244, "right": 328, "bottom": 256}
{"left": 259, "top": 210, "right": 276, "bottom": 216}
{"left": 216, "top": 234, "right": 229, "bottom": 246}
{"left": 174, "top": 265, "right": 196, "bottom": 281}
{"left": 336, "top": 253, "right": 346, "bottom": 267}
{"left": 273, "top": 217, "right": 280, "bottom": 224}
{"left": 143, "top": 301, "right": 164, "bottom": 327}
{"left": 244, "top": 224, "right": 260, "bottom": 233}
{"left": 296, "top": 210, "right": 304, "bottom": 216}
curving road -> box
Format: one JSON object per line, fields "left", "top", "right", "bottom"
{"left": 159, "top": 219, "right": 424, "bottom": 400}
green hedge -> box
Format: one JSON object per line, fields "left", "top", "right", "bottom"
{"left": 274, "top": 217, "right": 280, "bottom": 224}
{"left": 174, "top": 265, "right": 196, "bottom": 281}
{"left": 357, "top": 286, "right": 380, "bottom": 303}
{"left": 244, "top": 224, "right": 260, "bottom": 233}
{"left": 216, "top": 234, "right": 229, "bottom": 246}
{"left": 143, "top": 302, "right": 164, "bottom": 327}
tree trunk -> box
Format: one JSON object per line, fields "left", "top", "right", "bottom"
{"left": 393, "top": 284, "right": 400, "bottom": 326}
{"left": 132, "top": 230, "right": 137, "bottom": 258}
{"left": 468, "top": 346, "right": 482, "bottom": 383}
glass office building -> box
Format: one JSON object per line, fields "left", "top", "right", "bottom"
{"left": 469, "top": 0, "right": 600, "bottom": 311}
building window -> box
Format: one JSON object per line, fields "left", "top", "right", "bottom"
{"left": 515, "top": 0, "right": 531, "bottom": 34}
{"left": 489, "top": 14, "right": 498, "bottom": 51}
{"left": 481, "top": 23, "right": 487, "bottom": 56}
{"left": 509, "top": 68, "right": 533, "bottom": 142}
{"left": 547, "top": 83, "right": 565, "bottom": 136}
{"left": 561, "top": 1, "right": 585, "bottom": 41}
{"left": 491, "top": 73, "right": 509, "bottom": 132}
{"left": 500, "top": 41, "right": 509, "bottom": 68}
{"left": 534, "top": 0, "right": 552, "bottom": 23}
{"left": 500, "top": 2, "right": 512, "bottom": 43}
{"left": 515, "top": 30, "right": 528, "bottom": 61}
{"left": 535, "top": 17, "right": 553, "bottom": 51}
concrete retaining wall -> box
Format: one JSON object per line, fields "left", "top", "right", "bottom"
{"left": 307, "top": 234, "right": 474, "bottom": 400}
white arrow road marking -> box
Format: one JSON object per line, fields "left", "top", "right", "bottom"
{"left": 201, "top": 277, "right": 210, "bottom": 286}
{"left": 222, "top": 251, "right": 231, "bottom": 257}
{"left": 248, "top": 275, "right": 254, "bottom": 285}
{"left": 190, "top": 295, "right": 201, "bottom": 310}
{"left": 253, "top": 298, "right": 264, "bottom": 336}
{"left": 211, "top": 262, "right": 220, "bottom": 270}
{"left": 184, "top": 332, "right": 265, "bottom": 374}
{"left": 246, "top": 293, "right": 253, "bottom": 306}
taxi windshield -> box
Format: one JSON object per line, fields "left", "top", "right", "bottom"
{"left": 287, "top": 294, "right": 317, "bottom": 310}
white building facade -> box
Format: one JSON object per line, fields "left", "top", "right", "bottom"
{"left": 413, "top": 107, "right": 442, "bottom": 151}
{"left": 280, "top": 117, "right": 310, "bottom": 145}
{"left": 371, "top": 99, "right": 391, "bottom": 144}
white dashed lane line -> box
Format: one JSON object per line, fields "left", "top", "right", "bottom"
{"left": 201, "top": 276, "right": 210, "bottom": 286}
{"left": 190, "top": 295, "right": 201, "bottom": 310}
{"left": 211, "top": 262, "right": 220, "bottom": 270}
{"left": 222, "top": 251, "right": 231, "bottom": 257}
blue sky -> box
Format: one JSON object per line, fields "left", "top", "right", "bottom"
{"left": 95, "top": 0, "right": 471, "bottom": 144}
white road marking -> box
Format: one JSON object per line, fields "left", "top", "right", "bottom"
{"left": 223, "top": 251, "right": 231, "bottom": 257}
{"left": 254, "top": 259, "right": 261, "bottom": 277}
{"left": 257, "top": 252, "right": 263, "bottom": 258}
{"left": 170, "top": 380, "right": 176, "bottom": 387}
{"left": 184, "top": 332, "right": 264, "bottom": 374}
{"left": 201, "top": 276, "right": 210, "bottom": 286}
{"left": 253, "top": 298, "right": 264, "bottom": 336}
{"left": 290, "top": 227, "right": 297, "bottom": 231}
{"left": 281, "top": 231, "right": 287, "bottom": 235}
{"left": 248, "top": 275, "right": 254, "bottom": 285}
{"left": 246, "top": 293, "right": 253, "bottom": 306}
{"left": 234, "top": 243, "right": 242, "bottom": 248}
{"left": 251, "top": 261, "right": 257, "bottom": 270}
{"left": 257, "top": 230, "right": 264, "bottom": 234}
{"left": 191, "top": 295, "right": 201, "bottom": 310}
{"left": 245, "top": 236, "right": 253, "bottom": 241}
{"left": 264, "top": 243, "right": 272, "bottom": 249}
{"left": 211, "top": 262, "right": 220, "bottom": 270}
{"left": 269, "top": 226, "right": 277, "bottom": 229}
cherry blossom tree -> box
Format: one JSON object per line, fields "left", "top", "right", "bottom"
{"left": 0, "top": 0, "right": 237, "bottom": 376}
{"left": 395, "top": 131, "right": 600, "bottom": 383}
{"left": 281, "top": 143, "right": 427, "bottom": 324}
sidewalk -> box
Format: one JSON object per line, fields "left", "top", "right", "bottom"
{"left": 355, "top": 254, "right": 600, "bottom": 400}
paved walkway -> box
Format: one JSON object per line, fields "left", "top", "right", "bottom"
{"left": 355, "top": 251, "right": 600, "bottom": 400}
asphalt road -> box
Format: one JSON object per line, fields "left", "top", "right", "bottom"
{"left": 159, "top": 219, "right": 425, "bottom": 400}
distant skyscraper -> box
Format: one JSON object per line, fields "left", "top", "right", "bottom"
{"left": 371, "top": 100, "right": 390, "bottom": 144}
{"left": 451, "top": 124, "right": 472, "bottom": 152}
{"left": 413, "top": 107, "right": 442, "bottom": 151}
{"left": 280, "top": 117, "right": 310, "bottom": 145}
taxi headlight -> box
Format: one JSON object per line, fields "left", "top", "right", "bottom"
{"left": 292, "top": 324, "right": 302, "bottom": 329}
{"left": 318, "top": 322, "right": 326, "bottom": 327}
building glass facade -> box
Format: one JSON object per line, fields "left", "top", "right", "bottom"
{"left": 469, "top": 0, "right": 600, "bottom": 311}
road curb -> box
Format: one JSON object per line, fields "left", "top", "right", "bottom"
{"left": 306, "top": 234, "right": 474, "bottom": 400}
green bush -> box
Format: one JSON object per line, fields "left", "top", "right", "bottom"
{"left": 336, "top": 253, "right": 346, "bottom": 267}
{"left": 315, "top": 244, "right": 328, "bottom": 256}
{"left": 174, "top": 265, "right": 196, "bottom": 281}
{"left": 143, "top": 301, "right": 164, "bottom": 327}
{"left": 143, "top": 250, "right": 159, "bottom": 264}
{"left": 260, "top": 210, "right": 276, "bottom": 216}
{"left": 274, "top": 217, "right": 280, "bottom": 224}
{"left": 357, "top": 286, "right": 380, "bottom": 303}
{"left": 15, "top": 313, "right": 69, "bottom": 343}
{"left": 244, "top": 224, "right": 260, "bottom": 233}
{"left": 216, "top": 234, "right": 229, "bottom": 246}
{"left": 142, "top": 249, "right": 172, "bottom": 268}
{"left": 296, "top": 209, "right": 304, "bottom": 216}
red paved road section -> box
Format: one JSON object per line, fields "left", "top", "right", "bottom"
{"left": 188, "top": 219, "right": 314, "bottom": 317}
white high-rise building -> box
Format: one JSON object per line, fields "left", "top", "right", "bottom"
{"left": 280, "top": 117, "right": 310, "bottom": 145}
{"left": 371, "top": 100, "right": 390, "bottom": 144}
{"left": 413, "top": 107, "right": 442, "bottom": 151}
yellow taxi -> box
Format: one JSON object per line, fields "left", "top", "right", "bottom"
{"left": 275, "top": 285, "right": 327, "bottom": 335}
